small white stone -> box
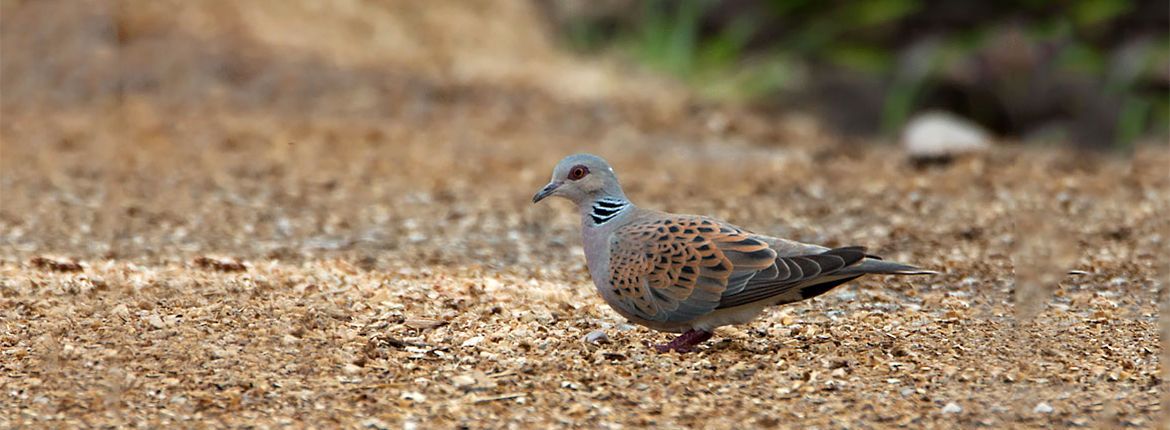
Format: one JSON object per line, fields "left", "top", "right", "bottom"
{"left": 942, "top": 402, "right": 962, "bottom": 414}
{"left": 282, "top": 334, "right": 300, "bottom": 345}
{"left": 147, "top": 314, "right": 166, "bottom": 329}
{"left": 111, "top": 304, "right": 129, "bottom": 317}
{"left": 902, "top": 111, "right": 991, "bottom": 158}
{"left": 451, "top": 374, "right": 476, "bottom": 388}
{"left": 461, "top": 335, "right": 484, "bottom": 347}
{"left": 400, "top": 391, "right": 427, "bottom": 402}
{"left": 360, "top": 417, "right": 389, "bottom": 430}
{"left": 584, "top": 330, "right": 609, "bottom": 344}
{"left": 1033, "top": 402, "right": 1054, "bottom": 414}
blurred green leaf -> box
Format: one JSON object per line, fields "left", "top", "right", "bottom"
{"left": 1115, "top": 97, "right": 1151, "bottom": 149}
{"left": 1072, "top": 0, "right": 1131, "bottom": 28}
{"left": 827, "top": 44, "right": 892, "bottom": 73}
{"left": 764, "top": 0, "right": 817, "bottom": 16}
{"left": 632, "top": 0, "right": 711, "bottom": 77}
{"left": 564, "top": 19, "right": 608, "bottom": 52}
{"left": 696, "top": 17, "right": 758, "bottom": 71}
{"left": 696, "top": 53, "right": 796, "bottom": 100}
{"left": 1149, "top": 97, "right": 1169, "bottom": 137}
{"left": 845, "top": 0, "right": 921, "bottom": 26}
{"left": 1055, "top": 42, "right": 1106, "bottom": 76}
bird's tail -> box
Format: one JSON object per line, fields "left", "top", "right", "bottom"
{"left": 843, "top": 257, "right": 938, "bottom": 276}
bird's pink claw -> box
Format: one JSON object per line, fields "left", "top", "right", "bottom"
{"left": 654, "top": 329, "right": 713, "bottom": 353}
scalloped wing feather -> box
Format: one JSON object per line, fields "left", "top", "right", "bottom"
{"left": 609, "top": 216, "right": 777, "bottom": 322}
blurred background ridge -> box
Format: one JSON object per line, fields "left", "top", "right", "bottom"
{"left": 3, "top": 0, "right": 1167, "bottom": 148}
{"left": 0, "top": 0, "right": 685, "bottom": 115}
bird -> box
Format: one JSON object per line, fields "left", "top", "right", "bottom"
{"left": 532, "top": 153, "right": 936, "bottom": 353}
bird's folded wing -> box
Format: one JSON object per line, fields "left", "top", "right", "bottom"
{"left": 608, "top": 216, "right": 777, "bottom": 323}
{"left": 716, "top": 246, "right": 868, "bottom": 309}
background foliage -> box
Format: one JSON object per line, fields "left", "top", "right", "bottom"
{"left": 546, "top": 0, "right": 1170, "bottom": 148}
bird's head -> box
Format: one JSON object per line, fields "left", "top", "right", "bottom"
{"left": 532, "top": 153, "right": 626, "bottom": 206}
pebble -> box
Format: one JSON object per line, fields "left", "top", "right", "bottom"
{"left": 282, "top": 334, "right": 300, "bottom": 345}
{"left": 451, "top": 374, "right": 476, "bottom": 388}
{"left": 210, "top": 347, "right": 232, "bottom": 359}
{"left": 361, "top": 418, "right": 389, "bottom": 430}
{"left": 404, "top": 318, "right": 444, "bottom": 330}
{"left": 461, "top": 335, "right": 485, "bottom": 347}
{"left": 1033, "top": 402, "right": 1054, "bottom": 414}
{"left": 147, "top": 314, "right": 166, "bottom": 329}
{"left": 902, "top": 111, "right": 991, "bottom": 159}
{"left": 942, "top": 402, "right": 962, "bottom": 414}
{"left": 585, "top": 330, "right": 609, "bottom": 343}
{"left": 111, "top": 304, "right": 129, "bottom": 318}
{"left": 400, "top": 391, "right": 427, "bottom": 402}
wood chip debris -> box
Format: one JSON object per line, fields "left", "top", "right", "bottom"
{"left": 193, "top": 256, "right": 247, "bottom": 272}
{"left": 30, "top": 256, "right": 83, "bottom": 272}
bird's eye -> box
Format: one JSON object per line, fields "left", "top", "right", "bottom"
{"left": 567, "top": 165, "right": 589, "bottom": 180}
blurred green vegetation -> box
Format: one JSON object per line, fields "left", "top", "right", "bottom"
{"left": 554, "top": 0, "right": 1169, "bottom": 148}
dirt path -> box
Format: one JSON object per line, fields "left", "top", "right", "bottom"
{"left": 3, "top": 105, "right": 1165, "bottom": 428}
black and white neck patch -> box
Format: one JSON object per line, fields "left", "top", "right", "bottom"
{"left": 590, "top": 197, "right": 628, "bottom": 225}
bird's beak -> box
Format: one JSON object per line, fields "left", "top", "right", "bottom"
{"left": 532, "top": 182, "right": 560, "bottom": 203}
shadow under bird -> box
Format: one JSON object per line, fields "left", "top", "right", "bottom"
{"left": 532, "top": 153, "right": 936, "bottom": 353}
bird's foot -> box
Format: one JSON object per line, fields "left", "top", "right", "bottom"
{"left": 653, "top": 329, "right": 713, "bottom": 353}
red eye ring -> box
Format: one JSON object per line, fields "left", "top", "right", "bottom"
{"left": 567, "top": 165, "right": 589, "bottom": 180}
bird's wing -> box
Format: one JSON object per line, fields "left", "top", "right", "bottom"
{"left": 716, "top": 246, "right": 868, "bottom": 309}
{"left": 608, "top": 216, "right": 777, "bottom": 323}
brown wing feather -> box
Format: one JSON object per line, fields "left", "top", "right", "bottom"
{"left": 609, "top": 216, "right": 776, "bottom": 322}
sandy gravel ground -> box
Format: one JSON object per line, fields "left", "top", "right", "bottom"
{"left": 2, "top": 1, "right": 1167, "bottom": 428}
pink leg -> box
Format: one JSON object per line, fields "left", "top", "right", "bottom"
{"left": 654, "top": 329, "right": 713, "bottom": 353}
